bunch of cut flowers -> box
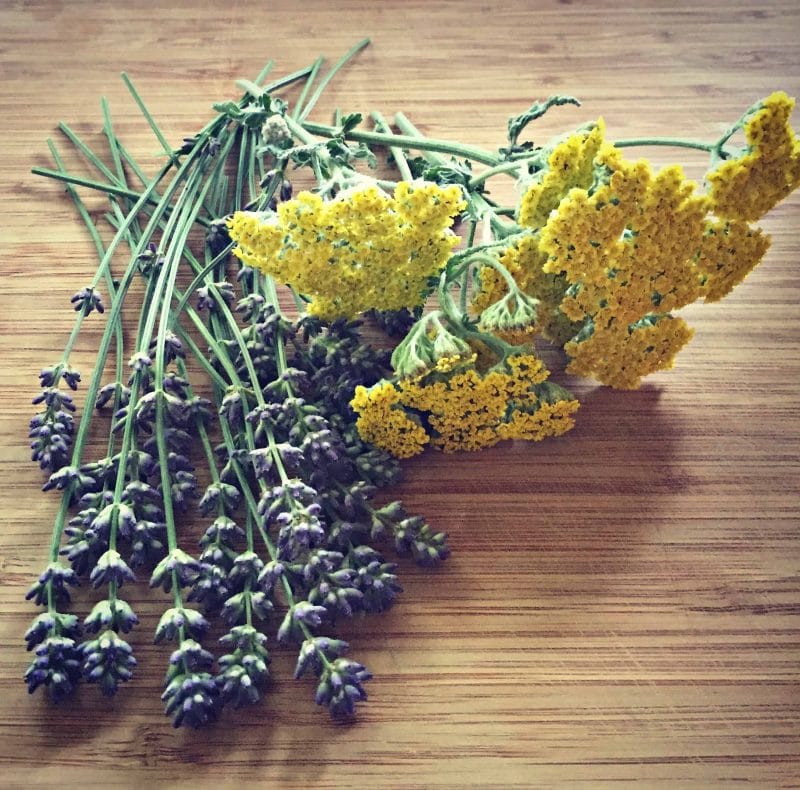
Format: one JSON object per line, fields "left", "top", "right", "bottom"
{"left": 24, "top": 39, "right": 800, "bottom": 727}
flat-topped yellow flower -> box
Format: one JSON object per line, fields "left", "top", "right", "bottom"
{"left": 541, "top": 144, "right": 708, "bottom": 324}
{"left": 707, "top": 91, "right": 800, "bottom": 222}
{"left": 564, "top": 315, "right": 694, "bottom": 390}
{"left": 227, "top": 180, "right": 465, "bottom": 319}
{"left": 351, "top": 353, "right": 578, "bottom": 456}
{"left": 517, "top": 121, "right": 606, "bottom": 229}
{"left": 349, "top": 380, "right": 430, "bottom": 459}
{"left": 533, "top": 144, "right": 709, "bottom": 388}
{"left": 696, "top": 219, "right": 771, "bottom": 302}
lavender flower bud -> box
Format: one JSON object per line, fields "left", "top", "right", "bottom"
{"left": 24, "top": 612, "right": 80, "bottom": 651}
{"left": 154, "top": 607, "right": 209, "bottom": 644}
{"left": 217, "top": 625, "right": 271, "bottom": 709}
{"left": 128, "top": 351, "right": 152, "bottom": 372}
{"left": 248, "top": 447, "right": 273, "bottom": 479}
{"left": 276, "top": 509, "right": 325, "bottom": 561}
{"left": 198, "top": 481, "right": 241, "bottom": 517}
{"left": 129, "top": 520, "right": 166, "bottom": 568}
{"left": 308, "top": 578, "right": 363, "bottom": 619}
{"left": 149, "top": 549, "right": 201, "bottom": 592}
{"left": 314, "top": 657, "right": 371, "bottom": 717}
{"left": 42, "top": 464, "right": 95, "bottom": 494}
{"left": 294, "top": 636, "right": 349, "bottom": 679}
{"left": 38, "top": 366, "right": 58, "bottom": 387}
{"left": 200, "top": 515, "right": 244, "bottom": 547}
{"left": 277, "top": 601, "right": 328, "bottom": 643}
{"left": 292, "top": 548, "right": 334, "bottom": 578}
{"left": 162, "top": 372, "right": 189, "bottom": 397}
{"left": 256, "top": 560, "right": 284, "bottom": 596}
{"left": 393, "top": 517, "right": 451, "bottom": 566}
{"left": 349, "top": 547, "right": 402, "bottom": 613}
{"left": 169, "top": 638, "right": 214, "bottom": 671}
{"left": 25, "top": 563, "right": 79, "bottom": 606}
{"left": 81, "top": 630, "right": 136, "bottom": 696}
{"left": 186, "top": 394, "right": 213, "bottom": 424}
{"left": 148, "top": 331, "right": 184, "bottom": 364}
{"left": 117, "top": 503, "right": 138, "bottom": 538}
{"left": 219, "top": 387, "right": 244, "bottom": 429}
{"left": 24, "top": 636, "right": 82, "bottom": 702}
{"left": 32, "top": 387, "right": 75, "bottom": 411}
{"left": 89, "top": 550, "right": 136, "bottom": 588}
{"left": 171, "top": 470, "right": 199, "bottom": 511}
{"left": 275, "top": 442, "right": 305, "bottom": 470}
{"left": 221, "top": 590, "right": 273, "bottom": 625}
{"left": 197, "top": 281, "right": 234, "bottom": 313}
{"left": 236, "top": 293, "right": 265, "bottom": 322}
{"left": 227, "top": 551, "right": 264, "bottom": 589}
{"left": 187, "top": 562, "right": 229, "bottom": 611}
{"left": 95, "top": 382, "right": 130, "bottom": 410}
{"left": 29, "top": 409, "right": 74, "bottom": 473}
{"left": 80, "top": 457, "right": 117, "bottom": 488}
{"left": 70, "top": 286, "right": 104, "bottom": 315}
{"left": 83, "top": 598, "right": 139, "bottom": 634}
{"left": 60, "top": 365, "right": 81, "bottom": 391}
{"left": 161, "top": 668, "right": 219, "bottom": 728}
{"left": 123, "top": 480, "right": 160, "bottom": 505}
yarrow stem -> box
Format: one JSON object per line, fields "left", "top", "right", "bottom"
{"left": 301, "top": 119, "right": 499, "bottom": 165}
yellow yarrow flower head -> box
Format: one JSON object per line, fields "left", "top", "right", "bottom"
{"left": 349, "top": 380, "right": 429, "bottom": 459}
{"left": 350, "top": 351, "right": 579, "bottom": 457}
{"left": 541, "top": 144, "right": 708, "bottom": 324}
{"left": 564, "top": 314, "right": 694, "bottom": 390}
{"left": 538, "top": 143, "right": 709, "bottom": 388}
{"left": 696, "top": 218, "right": 771, "bottom": 302}
{"left": 227, "top": 179, "right": 465, "bottom": 320}
{"left": 706, "top": 92, "right": 800, "bottom": 222}
{"left": 517, "top": 120, "right": 606, "bottom": 229}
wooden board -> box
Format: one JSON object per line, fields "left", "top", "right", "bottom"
{"left": 0, "top": 0, "right": 798, "bottom": 786}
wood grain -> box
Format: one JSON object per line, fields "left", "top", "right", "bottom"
{"left": 1, "top": 0, "right": 799, "bottom": 786}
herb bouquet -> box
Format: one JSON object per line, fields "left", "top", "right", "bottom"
{"left": 24, "top": 40, "right": 800, "bottom": 727}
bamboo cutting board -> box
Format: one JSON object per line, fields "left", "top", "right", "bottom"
{"left": 0, "top": 1, "right": 798, "bottom": 786}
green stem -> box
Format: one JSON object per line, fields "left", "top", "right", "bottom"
{"left": 459, "top": 220, "right": 478, "bottom": 314}
{"left": 297, "top": 38, "right": 371, "bottom": 122}
{"left": 31, "top": 166, "right": 160, "bottom": 206}
{"left": 302, "top": 118, "right": 498, "bottom": 165}
{"left": 153, "top": 155, "right": 231, "bottom": 555}
{"left": 468, "top": 154, "right": 545, "bottom": 188}
{"left": 101, "top": 99, "right": 126, "bottom": 184}
{"left": 370, "top": 111, "right": 413, "bottom": 180}
{"left": 58, "top": 121, "right": 121, "bottom": 186}
{"left": 120, "top": 73, "right": 179, "bottom": 164}
{"left": 40, "top": 128, "right": 218, "bottom": 591}
{"left": 614, "top": 137, "right": 716, "bottom": 153}
{"left": 292, "top": 56, "right": 324, "bottom": 121}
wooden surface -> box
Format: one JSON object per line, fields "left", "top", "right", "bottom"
{"left": 1, "top": 0, "right": 799, "bottom": 786}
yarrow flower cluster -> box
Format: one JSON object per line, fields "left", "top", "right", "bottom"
{"left": 24, "top": 40, "right": 799, "bottom": 731}
{"left": 351, "top": 352, "right": 579, "bottom": 456}
{"left": 706, "top": 91, "right": 800, "bottom": 222}
{"left": 472, "top": 96, "right": 796, "bottom": 389}
{"left": 227, "top": 181, "right": 465, "bottom": 319}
